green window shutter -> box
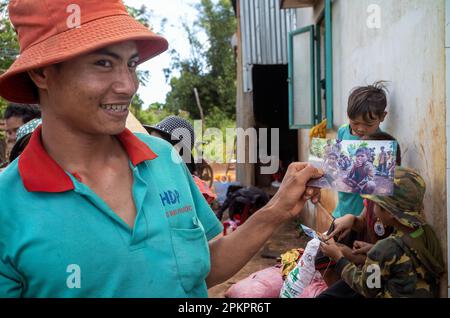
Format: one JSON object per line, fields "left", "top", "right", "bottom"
{"left": 315, "top": 21, "right": 322, "bottom": 125}
{"left": 325, "top": 0, "right": 334, "bottom": 129}
{"left": 288, "top": 25, "right": 316, "bottom": 129}
{"left": 287, "top": 0, "right": 333, "bottom": 130}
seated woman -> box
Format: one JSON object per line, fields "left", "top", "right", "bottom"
{"left": 319, "top": 167, "right": 445, "bottom": 298}
{"left": 330, "top": 132, "right": 402, "bottom": 264}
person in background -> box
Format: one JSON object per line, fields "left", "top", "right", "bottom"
{"left": 9, "top": 118, "right": 42, "bottom": 163}
{"left": 377, "top": 146, "right": 388, "bottom": 177}
{"left": 144, "top": 115, "right": 217, "bottom": 205}
{"left": 343, "top": 148, "right": 376, "bottom": 195}
{"left": 320, "top": 167, "right": 445, "bottom": 298}
{"left": 318, "top": 131, "right": 403, "bottom": 298}
{"left": 3, "top": 103, "right": 41, "bottom": 159}
{"left": 322, "top": 152, "right": 339, "bottom": 187}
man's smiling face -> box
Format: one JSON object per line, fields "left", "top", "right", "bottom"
{"left": 39, "top": 41, "right": 140, "bottom": 136}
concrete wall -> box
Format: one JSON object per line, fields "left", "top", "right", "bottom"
{"left": 445, "top": 0, "right": 450, "bottom": 297}
{"left": 332, "top": 0, "right": 447, "bottom": 295}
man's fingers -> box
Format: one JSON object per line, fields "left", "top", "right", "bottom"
{"left": 306, "top": 188, "right": 314, "bottom": 196}
{"left": 304, "top": 187, "right": 320, "bottom": 202}
{"left": 288, "top": 162, "right": 310, "bottom": 173}
{"left": 295, "top": 164, "right": 323, "bottom": 184}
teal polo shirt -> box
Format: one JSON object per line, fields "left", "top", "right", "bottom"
{"left": 0, "top": 126, "right": 223, "bottom": 298}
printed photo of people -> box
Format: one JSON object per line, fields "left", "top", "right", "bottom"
{"left": 307, "top": 138, "right": 397, "bottom": 196}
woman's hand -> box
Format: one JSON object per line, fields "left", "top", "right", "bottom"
{"left": 320, "top": 237, "right": 344, "bottom": 261}
{"left": 352, "top": 241, "right": 374, "bottom": 255}
{"left": 325, "top": 214, "right": 355, "bottom": 242}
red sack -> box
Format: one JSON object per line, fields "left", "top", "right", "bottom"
{"left": 225, "top": 266, "right": 283, "bottom": 298}
{"left": 298, "top": 272, "right": 328, "bottom": 298}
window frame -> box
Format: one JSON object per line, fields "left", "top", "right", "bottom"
{"left": 288, "top": 24, "right": 316, "bottom": 129}
{"left": 288, "top": 0, "right": 334, "bottom": 130}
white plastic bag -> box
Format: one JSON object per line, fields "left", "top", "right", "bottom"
{"left": 280, "top": 238, "right": 321, "bottom": 298}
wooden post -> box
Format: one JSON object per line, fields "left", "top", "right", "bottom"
{"left": 193, "top": 87, "right": 205, "bottom": 132}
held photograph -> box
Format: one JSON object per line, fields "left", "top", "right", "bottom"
{"left": 307, "top": 138, "right": 397, "bottom": 196}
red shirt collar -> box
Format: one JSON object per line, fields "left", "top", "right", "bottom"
{"left": 18, "top": 126, "right": 158, "bottom": 193}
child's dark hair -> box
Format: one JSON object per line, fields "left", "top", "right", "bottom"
{"left": 9, "top": 133, "right": 32, "bottom": 163}
{"left": 355, "top": 148, "right": 369, "bottom": 156}
{"left": 327, "top": 152, "right": 338, "bottom": 159}
{"left": 347, "top": 81, "right": 388, "bottom": 121}
{"left": 362, "top": 131, "right": 402, "bottom": 165}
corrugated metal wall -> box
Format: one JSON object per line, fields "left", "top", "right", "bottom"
{"left": 240, "top": 0, "right": 297, "bottom": 91}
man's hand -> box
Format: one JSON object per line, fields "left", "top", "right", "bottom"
{"left": 325, "top": 214, "right": 355, "bottom": 242}
{"left": 265, "top": 163, "right": 322, "bottom": 222}
{"left": 207, "top": 163, "right": 322, "bottom": 287}
{"left": 352, "top": 241, "right": 373, "bottom": 255}
{"left": 320, "top": 238, "right": 344, "bottom": 261}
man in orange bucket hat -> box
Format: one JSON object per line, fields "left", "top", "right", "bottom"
{"left": 0, "top": 0, "right": 322, "bottom": 298}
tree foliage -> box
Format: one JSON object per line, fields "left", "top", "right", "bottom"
{"left": 164, "top": 0, "right": 236, "bottom": 124}
{"left": 0, "top": 0, "right": 19, "bottom": 116}
{"left": 0, "top": 0, "right": 237, "bottom": 133}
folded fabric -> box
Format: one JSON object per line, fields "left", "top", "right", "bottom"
{"left": 225, "top": 266, "right": 284, "bottom": 298}
{"left": 299, "top": 271, "right": 328, "bottom": 298}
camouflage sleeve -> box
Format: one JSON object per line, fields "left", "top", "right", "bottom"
{"left": 336, "top": 238, "right": 401, "bottom": 298}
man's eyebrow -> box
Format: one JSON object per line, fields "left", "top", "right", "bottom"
{"left": 90, "top": 49, "right": 139, "bottom": 61}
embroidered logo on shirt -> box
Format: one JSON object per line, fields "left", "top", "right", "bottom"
{"left": 160, "top": 190, "right": 180, "bottom": 206}
{"left": 165, "top": 205, "right": 193, "bottom": 218}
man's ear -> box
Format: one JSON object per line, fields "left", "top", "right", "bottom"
{"left": 380, "top": 111, "right": 388, "bottom": 122}
{"left": 28, "top": 67, "right": 51, "bottom": 90}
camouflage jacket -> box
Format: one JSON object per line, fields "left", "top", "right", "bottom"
{"left": 336, "top": 231, "right": 439, "bottom": 298}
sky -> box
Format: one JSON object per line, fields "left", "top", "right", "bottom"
{"left": 124, "top": 0, "right": 203, "bottom": 107}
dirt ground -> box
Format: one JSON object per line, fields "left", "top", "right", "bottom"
{"left": 206, "top": 163, "right": 310, "bottom": 298}
{"left": 208, "top": 219, "right": 308, "bottom": 298}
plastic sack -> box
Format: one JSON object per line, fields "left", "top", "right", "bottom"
{"left": 299, "top": 271, "right": 328, "bottom": 298}
{"left": 280, "top": 238, "right": 321, "bottom": 298}
{"left": 225, "top": 266, "right": 284, "bottom": 298}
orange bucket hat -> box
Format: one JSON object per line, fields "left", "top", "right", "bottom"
{"left": 0, "top": 0, "right": 168, "bottom": 104}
